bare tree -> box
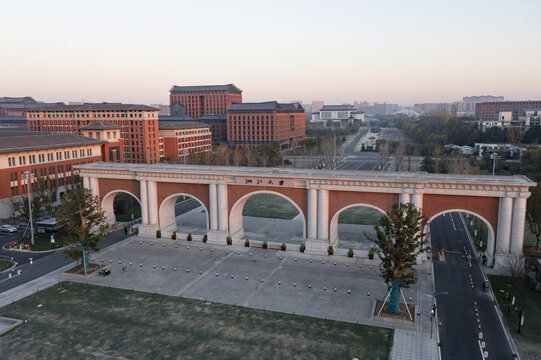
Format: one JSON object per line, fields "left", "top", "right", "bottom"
{"left": 393, "top": 142, "right": 406, "bottom": 171}
{"left": 501, "top": 253, "right": 526, "bottom": 278}
{"left": 447, "top": 155, "right": 480, "bottom": 175}
{"left": 377, "top": 139, "right": 391, "bottom": 170}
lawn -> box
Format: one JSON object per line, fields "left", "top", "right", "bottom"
{"left": 0, "top": 260, "right": 14, "bottom": 272}
{"left": 338, "top": 207, "right": 384, "bottom": 225}
{"left": 461, "top": 213, "right": 488, "bottom": 252}
{"left": 243, "top": 193, "right": 300, "bottom": 220}
{"left": 7, "top": 233, "right": 65, "bottom": 251}
{"left": 488, "top": 275, "right": 541, "bottom": 360}
{"left": 0, "top": 282, "right": 393, "bottom": 360}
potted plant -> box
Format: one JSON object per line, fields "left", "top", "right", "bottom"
{"left": 226, "top": 236, "right": 232, "bottom": 245}
{"left": 171, "top": 231, "right": 177, "bottom": 240}
{"left": 280, "top": 242, "right": 286, "bottom": 251}
{"left": 187, "top": 233, "right": 192, "bottom": 241}
{"left": 327, "top": 245, "right": 334, "bottom": 255}
{"left": 262, "top": 240, "right": 268, "bottom": 249}
{"left": 348, "top": 248, "right": 354, "bottom": 258}
{"left": 202, "top": 234, "right": 207, "bottom": 243}
{"left": 245, "top": 239, "right": 250, "bottom": 247}
{"left": 368, "top": 248, "right": 375, "bottom": 260}
{"left": 156, "top": 229, "right": 161, "bottom": 239}
{"left": 300, "top": 243, "right": 305, "bottom": 253}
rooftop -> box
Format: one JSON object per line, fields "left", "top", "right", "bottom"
{"left": 159, "top": 115, "right": 195, "bottom": 121}
{"left": 158, "top": 121, "right": 210, "bottom": 130}
{"left": 76, "top": 162, "right": 536, "bottom": 188}
{"left": 321, "top": 105, "right": 355, "bottom": 111}
{"left": 170, "top": 84, "right": 242, "bottom": 94}
{"left": 228, "top": 101, "right": 304, "bottom": 112}
{"left": 0, "top": 132, "right": 106, "bottom": 154}
{"left": 199, "top": 114, "right": 227, "bottom": 120}
{"left": 26, "top": 103, "right": 158, "bottom": 112}
{"left": 79, "top": 121, "right": 122, "bottom": 130}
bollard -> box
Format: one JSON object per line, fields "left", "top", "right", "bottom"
{"left": 334, "top": 288, "right": 337, "bottom": 292}
{"left": 348, "top": 289, "right": 351, "bottom": 294}
{"left": 323, "top": 286, "right": 326, "bottom": 291}
{"left": 216, "top": 272, "right": 219, "bottom": 276}
{"left": 163, "top": 243, "right": 166, "bottom": 247}
{"left": 245, "top": 276, "right": 248, "bottom": 280}
{"left": 308, "top": 284, "right": 312, "bottom": 288}
{"left": 367, "top": 291, "right": 370, "bottom": 296}
{"left": 139, "top": 263, "right": 142, "bottom": 267}
{"left": 293, "top": 282, "right": 296, "bottom": 287}
{"left": 261, "top": 278, "right": 264, "bottom": 283}
{"left": 199, "top": 270, "right": 202, "bottom": 275}
{"left": 278, "top": 281, "right": 281, "bottom": 285}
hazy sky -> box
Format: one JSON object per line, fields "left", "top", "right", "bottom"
{"left": 1, "top": 0, "right": 540, "bottom": 106}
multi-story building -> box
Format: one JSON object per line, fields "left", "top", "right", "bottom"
{"left": 158, "top": 121, "right": 212, "bottom": 162}
{"left": 79, "top": 121, "right": 123, "bottom": 163}
{"left": 311, "top": 104, "right": 364, "bottom": 124}
{"left": 0, "top": 97, "right": 62, "bottom": 117}
{"left": 26, "top": 103, "right": 160, "bottom": 164}
{"left": 161, "top": 113, "right": 228, "bottom": 145}
{"left": 227, "top": 101, "right": 305, "bottom": 148}
{"left": 169, "top": 84, "right": 242, "bottom": 119}
{"left": 475, "top": 101, "right": 541, "bottom": 124}
{"left": 0, "top": 130, "right": 112, "bottom": 219}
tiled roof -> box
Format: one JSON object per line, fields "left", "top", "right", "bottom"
{"left": 26, "top": 103, "right": 158, "bottom": 112}
{"left": 158, "top": 121, "right": 210, "bottom": 130}
{"left": 79, "top": 121, "right": 122, "bottom": 130}
{"left": 228, "top": 101, "right": 304, "bottom": 112}
{"left": 199, "top": 114, "right": 227, "bottom": 120}
{"left": 0, "top": 132, "right": 106, "bottom": 154}
{"left": 170, "top": 84, "right": 242, "bottom": 94}
{"left": 159, "top": 115, "right": 195, "bottom": 121}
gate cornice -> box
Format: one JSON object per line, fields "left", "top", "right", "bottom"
{"left": 76, "top": 163, "right": 536, "bottom": 197}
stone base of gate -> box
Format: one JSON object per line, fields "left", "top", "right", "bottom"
{"left": 138, "top": 224, "right": 159, "bottom": 238}
{"left": 305, "top": 239, "right": 330, "bottom": 255}
{"left": 206, "top": 230, "right": 229, "bottom": 246}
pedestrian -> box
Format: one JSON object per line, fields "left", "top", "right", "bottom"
{"left": 124, "top": 226, "right": 128, "bottom": 236}
{"left": 482, "top": 255, "right": 487, "bottom": 265}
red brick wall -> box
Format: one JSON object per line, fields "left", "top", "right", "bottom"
{"left": 156, "top": 182, "right": 210, "bottom": 212}
{"left": 328, "top": 191, "right": 398, "bottom": 227}
{"left": 169, "top": 92, "right": 242, "bottom": 119}
{"left": 98, "top": 178, "right": 141, "bottom": 201}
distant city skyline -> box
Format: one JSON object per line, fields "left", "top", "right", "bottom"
{"left": 1, "top": 0, "right": 540, "bottom": 105}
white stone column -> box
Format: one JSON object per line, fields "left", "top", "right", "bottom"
{"left": 411, "top": 193, "right": 423, "bottom": 211}
{"left": 317, "top": 189, "right": 329, "bottom": 241}
{"left": 399, "top": 192, "right": 410, "bottom": 204}
{"left": 209, "top": 183, "right": 218, "bottom": 231}
{"left": 510, "top": 196, "right": 527, "bottom": 254}
{"left": 496, "top": 197, "right": 512, "bottom": 253}
{"left": 307, "top": 188, "right": 318, "bottom": 239}
{"left": 140, "top": 180, "right": 148, "bottom": 225}
{"left": 82, "top": 176, "right": 90, "bottom": 190}
{"left": 147, "top": 181, "right": 158, "bottom": 226}
{"left": 90, "top": 177, "right": 99, "bottom": 196}
{"left": 217, "top": 183, "right": 228, "bottom": 232}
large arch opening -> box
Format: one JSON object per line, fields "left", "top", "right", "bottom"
{"left": 158, "top": 194, "right": 209, "bottom": 238}
{"left": 427, "top": 210, "right": 495, "bottom": 260}
{"left": 101, "top": 190, "right": 142, "bottom": 225}
{"left": 229, "top": 191, "right": 306, "bottom": 246}
{"left": 330, "top": 204, "right": 386, "bottom": 251}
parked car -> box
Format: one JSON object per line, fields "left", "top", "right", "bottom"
{"left": 0, "top": 225, "right": 18, "bottom": 233}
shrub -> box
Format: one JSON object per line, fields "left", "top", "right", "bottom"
{"left": 245, "top": 239, "right": 250, "bottom": 247}
{"left": 187, "top": 233, "right": 192, "bottom": 241}
{"left": 368, "top": 247, "right": 375, "bottom": 259}
{"left": 347, "top": 248, "right": 354, "bottom": 258}
{"left": 327, "top": 246, "right": 334, "bottom": 255}
{"left": 281, "top": 242, "right": 286, "bottom": 251}
{"left": 171, "top": 231, "right": 177, "bottom": 240}
{"left": 156, "top": 230, "right": 161, "bottom": 238}
{"left": 202, "top": 234, "right": 207, "bottom": 243}
{"left": 226, "top": 236, "right": 232, "bottom": 245}
{"left": 300, "top": 243, "right": 305, "bottom": 253}
{"left": 262, "top": 240, "right": 268, "bottom": 249}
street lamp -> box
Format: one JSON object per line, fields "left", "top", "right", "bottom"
{"left": 24, "top": 171, "right": 35, "bottom": 245}
{"left": 490, "top": 153, "right": 501, "bottom": 176}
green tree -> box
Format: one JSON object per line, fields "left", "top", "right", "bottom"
{"left": 522, "top": 125, "right": 541, "bottom": 144}
{"left": 365, "top": 203, "right": 429, "bottom": 314}
{"left": 56, "top": 187, "right": 109, "bottom": 271}
{"left": 520, "top": 148, "right": 541, "bottom": 176}
{"left": 526, "top": 184, "right": 541, "bottom": 250}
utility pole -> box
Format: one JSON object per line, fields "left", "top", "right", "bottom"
{"left": 24, "top": 171, "right": 35, "bottom": 245}
{"left": 333, "top": 132, "right": 336, "bottom": 168}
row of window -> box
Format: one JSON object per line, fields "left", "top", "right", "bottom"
{"left": 7, "top": 148, "right": 94, "bottom": 167}
{"left": 28, "top": 111, "right": 156, "bottom": 119}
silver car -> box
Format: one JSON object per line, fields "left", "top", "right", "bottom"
{"left": 0, "top": 224, "right": 17, "bottom": 233}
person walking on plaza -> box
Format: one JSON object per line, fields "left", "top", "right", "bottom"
{"left": 124, "top": 226, "right": 128, "bottom": 236}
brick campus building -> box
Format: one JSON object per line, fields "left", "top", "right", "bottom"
{"left": 475, "top": 100, "right": 541, "bottom": 122}
{"left": 227, "top": 102, "right": 305, "bottom": 148}
{"left": 26, "top": 104, "right": 160, "bottom": 164}
{"left": 158, "top": 121, "right": 212, "bottom": 162}
{"left": 0, "top": 129, "right": 121, "bottom": 219}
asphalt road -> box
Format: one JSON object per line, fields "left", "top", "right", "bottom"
{"left": 431, "top": 213, "right": 516, "bottom": 359}
{"left": 336, "top": 159, "right": 381, "bottom": 171}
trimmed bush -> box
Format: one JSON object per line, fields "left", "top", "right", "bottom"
{"left": 171, "top": 231, "right": 177, "bottom": 240}
{"left": 245, "top": 239, "right": 250, "bottom": 247}
{"left": 187, "top": 233, "right": 192, "bottom": 241}
{"left": 262, "top": 240, "right": 268, "bottom": 249}
{"left": 368, "top": 248, "right": 375, "bottom": 259}
{"left": 300, "top": 243, "right": 305, "bottom": 253}
{"left": 202, "top": 234, "right": 207, "bottom": 243}
{"left": 327, "top": 246, "right": 334, "bottom": 256}
{"left": 226, "top": 236, "right": 232, "bottom": 245}
{"left": 156, "top": 230, "right": 161, "bottom": 239}
{"left": 280, "top": 243, "right": 286, "bottom": 251}
{"left": 347, "top": 248, "right": 354, "bottom": 258}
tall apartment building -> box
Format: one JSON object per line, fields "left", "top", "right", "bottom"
{"left": 0, "top": 130, "right": 114, "bottom": 219}
{"left": 169, "top": 84, "right": 242, "bottom": 119}
{"left": 227, "top": 101, "right": 305, "bottom": 148}
{"left": 475, "top": 101, "right": 541, "bottom": 123}
{"left": 26, "top": 103, "right": 160, "bottom": 164}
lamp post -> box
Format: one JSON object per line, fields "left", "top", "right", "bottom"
{"left": 490, "top": 153, "right": 501, "bottom": 176}
{"left": 24, "top": 171, "right": 35, "bottom": 245}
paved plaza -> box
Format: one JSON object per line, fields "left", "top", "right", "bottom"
{"left": 0, "top": 235, "right": 438, "bottom": 359}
